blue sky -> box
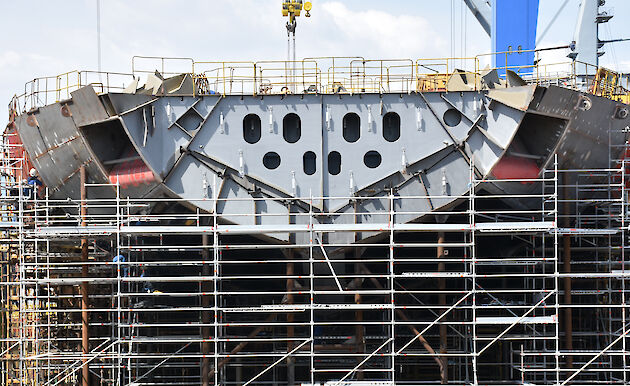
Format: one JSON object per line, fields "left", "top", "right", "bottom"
{"left": 1, "top": 0, "right": 629, "bottom": 106}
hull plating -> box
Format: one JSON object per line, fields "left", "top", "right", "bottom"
{"left": 14, "top": 85, "right": 629, "bottom": 242}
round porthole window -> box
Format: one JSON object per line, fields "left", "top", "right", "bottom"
{"left": 263, "top": 152, "right": 281, "bottom": 169}
{"left": 343, "top": 113, "right": 360, "bottom": 143}
{"left": 243, "top": 114, "right": 261, "bottom": 144}
{"left": 283, "top": 113, "right": 301, "bottom": 143}
{"left": 363, "top": 151, "right": 382, "bottom": 168}
{"left": 303, "top": 151, "right": 316, "bottom": 175}
{"left": 443, "top": 109, "right": 462, "bottom": 127}
{"left": 383, "top": 112, "right": 400, "bottom": 142}
{"left": 328, "top": 151, "right": 341, "bottom": 175}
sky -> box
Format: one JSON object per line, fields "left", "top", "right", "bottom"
{"left": 1, "top": 0, "right": 629, "bottom": 109}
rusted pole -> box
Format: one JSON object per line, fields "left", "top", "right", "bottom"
{"left": 352, "top": 203, "right": 365, "bottom": 381}
{"left": 563, "top": 235, "right": 573, "bottom": 367}
{"left": 359, "top": 263, "right": 445, "bottom": 380}
{"left": 201, "top": 233, "right": 211, "bottom": 386}
{"left": 286, "top": 205, "right": 296, "bottom": 386}
{"left": 437, "top": 231, "right": 448, "bottom": 384}
{"left": 354, "top": 259, "right": 364, "bottom": 381}
{"left": 80, "top": 166, "right": 90, "bottom": 386}
{"left": 286, "top": 250, "right": 295, "bottom": 386}
{"left": 208, "top": 313, "right": 277, "bottom": 378}
{"left": 563, "top": 174, "right": 573, "bottom": 369}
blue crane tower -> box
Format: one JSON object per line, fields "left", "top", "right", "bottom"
{"left": 464, "top": 0, "right": 613, "bottom": 75}
{"left": 464, "top": 0, "right": 539, "bottom": 74}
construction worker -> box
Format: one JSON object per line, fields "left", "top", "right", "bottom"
{"left": 112, "top": 254, "right": 129, "bottom": 277}
{"left": 20, "top": 168, "right": 43, "bottom": 226}
{"left": 141, "top": 267, "right": 162, "bottom": 294}
{"left": 24, "top": 168, "right": 42, "bottom": 199}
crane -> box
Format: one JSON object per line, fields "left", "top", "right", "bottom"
{"left": 282, "top": 1, "right": 312, "bottom": 92}
{"left": 463, "top": 0, "right": 616, "bottom": 75}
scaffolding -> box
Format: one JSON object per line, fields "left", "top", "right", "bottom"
{"left": 1, "top": 130, "right": 629, "bottom": 385}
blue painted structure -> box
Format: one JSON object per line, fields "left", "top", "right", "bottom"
{"left": 491, "top": 0, "right": 539, "bottom": 75}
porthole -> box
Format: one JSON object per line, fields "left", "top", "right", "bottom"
{"left": 363, "top": 151, "right": 382, "bottom": 168}
{"left": 243, "top": 114, "right": 261, "bottom": 144}
{"left": 283, "top": 113, "right": 301, "bottom": 143}
{"left": 443, "top": 109, "right": 462, "bottom": 127}
{"left": 328, "top": 151, "right": 341, "bottom": 175}
{"left": 343, "top": 113, "right": 360, "bottom": 143}
{"left": 383, "top": 112, "right": 400, "bottom": 142}
{"left": 263, "top": 152, "right": 281, "bottom": 169}
{"left": 303, "top": 151, "right": 316, "bottom": 175}
{"left": 616, "top": 107, "right": 629, "bottom": 120}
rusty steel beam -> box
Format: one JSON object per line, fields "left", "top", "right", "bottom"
{"left": 359, "top": 263, "right": 446, "bottom": 382}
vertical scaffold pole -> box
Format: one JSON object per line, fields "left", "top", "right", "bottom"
{"left": 562, "top": 172, "right": 573, "bottom": 369}
{"left": 80, "top": 165, "right": 90, "bottom": 386}
{"left": 202, "top": 233, "right": 211, "bottom": 386}
{"left": 438, "top": 231, "right": 448, "bottom": 384}
{"left": 470, "top": 158, "right": 478, "bottom": 385}
{"left": 286, "top": 248, "right": 295, "bottom": 386}
{"left": 553, "top": 155, "right": 561, "bottom": 383}
{"left": 620, "top": 149, "right": 627, "bottom": 384}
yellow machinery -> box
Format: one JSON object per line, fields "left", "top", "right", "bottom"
{"left": 589, "top": 67, "right": 630, "bottom": 104}
{"left": 282, "top": 1, "right": 311, "bottom": 24}
{"left": 590, "top": 67, "right": 619, "bottom": 99}
{"left": 281, "top": 1, "right": 312, "bottom": 93}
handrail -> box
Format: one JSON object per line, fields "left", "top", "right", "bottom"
{"left": 131, "top": 55, "right": 194, "bottom": 77}
{"left": 10, "top": 47, "right": 629, "bottom": 112}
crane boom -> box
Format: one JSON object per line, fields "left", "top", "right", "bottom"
{"left": 463, "top": 0, "right": 492, "bottom": 36}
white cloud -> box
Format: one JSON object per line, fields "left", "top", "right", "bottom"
{"left": 2, "top": 0, "right": 630, "bottom": 107}
{"left": 316, "top": 2, "right": 448, "bottom": 58}
{"left": 1, "top": 0, "right": 453, "bottom": 105}
{"left": 0, "top": 51, "right": 22, "bottom": 70}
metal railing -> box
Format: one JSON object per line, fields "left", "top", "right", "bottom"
{"left": 9, "top": 48, "right": 630, "bottom": 114}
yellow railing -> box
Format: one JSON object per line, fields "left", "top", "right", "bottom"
{"left": 11, "top": 49, "right": 630, "bottom": 113}
{"left": 132, "top": 55, "right": 194, "bottom": 79}
{"left": 14, "top": 70, "right": 135, "bottom": 112}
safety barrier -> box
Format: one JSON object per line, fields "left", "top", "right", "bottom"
{"left": 9, "top": 48, "right": 629, "bottom": 113}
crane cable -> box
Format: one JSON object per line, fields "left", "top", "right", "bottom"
{"left": 96, "top": 0, "right": 102, "bottom": 81}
